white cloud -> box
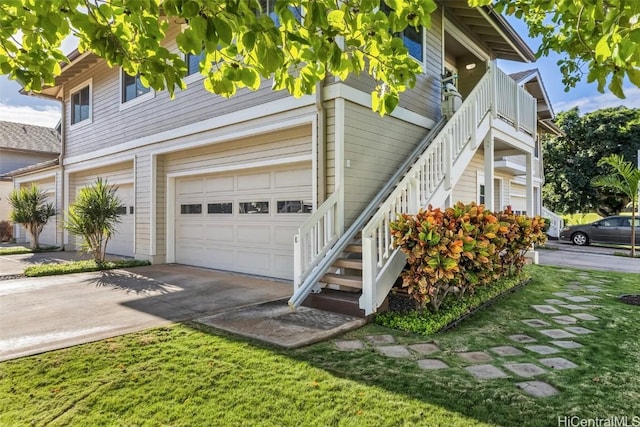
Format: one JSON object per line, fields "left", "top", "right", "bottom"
{"left": 554, "top": 86, "right": 640, "bottom": 114}
{"left": 0, "top": 103, "right": 61, "bottom": 127}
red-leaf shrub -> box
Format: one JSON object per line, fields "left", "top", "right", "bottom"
{"left": 390, "top": 202, "right": 546, "bottom": 311}
{"left": 0, "top": 221, "right": 12, "bottom": 242}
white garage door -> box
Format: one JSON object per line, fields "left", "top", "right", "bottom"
{"left": 39, "top": 189, "right": 57, "bottom": 247}
{"left": 175, "top": 164, "right": 312, "bottom": 279}
{"left": 107, "top": 184, "right": 134, "bottom": 257}
{"left": 510, "top": 184, "right": 527, "bottom": 215}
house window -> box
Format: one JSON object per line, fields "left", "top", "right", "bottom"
{"left": 479, "top": 184, "right": 486, "bottom": 205}
{"left": 534, "top": 137, "right": 541, "bottom": 159}
{"left": 239, "top": 201, "right": 269, "bottom": 214}
{"left": 186, "top": 51, "right": 205, "bottom": 76}
{"left": 122, "top": 72, "right": 151, "bottom": 103}
{"left": 181, "top": 204, "right": 202, "bottom": 214}
{"left": 208, "top": 202, "right": 233, "bottom": 214}
{"left": 71, "top": 85, "right": 91, "bottom": 125}
{"left": 381, "top": 4, "right": 424, "bottom": 63}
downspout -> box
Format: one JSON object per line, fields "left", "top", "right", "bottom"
{"left": 315, "top": 80, "right": 326, "bottom": 204}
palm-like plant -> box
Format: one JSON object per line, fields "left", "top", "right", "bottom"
{"left": 593, "top": 154, "right": 640, "bottom": 257}
{"left": 65, "top": 178, "right": 123, "bottom": 263}
{"left": 8, "top": 184, "right": 56, "bottom": 249}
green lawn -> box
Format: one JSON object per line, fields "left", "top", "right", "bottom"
{"left": 23, "top": 259, "right": 151, "bottom": 277}
{"left": 1, "top": 266, "right": 639, "bottom": 426}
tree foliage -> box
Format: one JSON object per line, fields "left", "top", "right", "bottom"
{"left": 65, "top": 178, "right": 122, "bottom": 263}
{"left": 543, "top": 107, "right": 640, "bottom": 216}
{"left": 8, "top": 184, "right": 56, "bottom": 250}
{"left": 0, "top": 0, "right": 438, "bottom": 115}
{"left": 2, "top": 0, "right": 640, "bottom": 114}
{"left": 471, "top": 0, "right": 640, "bottom": 98}
{"left": 593, "top": 154, "right": 640, "bottom": 256}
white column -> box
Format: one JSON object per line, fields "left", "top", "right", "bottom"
{"left": 483, "top": 134, "right": 494, "bottom": 209}
{"left": 526, "top": 153, "right": 534, "bottom": 215}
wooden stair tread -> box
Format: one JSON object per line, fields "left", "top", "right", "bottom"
{"left": 321, "top": 273, "right": 363, "bottom": 288}
{"left": 345, "top": 244, "right": 362, "bottom": 253}
{"left": 333, "top": 258, "right": 363, "bottom": 269}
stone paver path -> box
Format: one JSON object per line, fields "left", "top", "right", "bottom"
{"left": 332, "top": 276, "right": 606, "bottom": 400}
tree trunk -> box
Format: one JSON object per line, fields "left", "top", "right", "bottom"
{"left": 26, "top": 224, "right": 38, "bottom": 250}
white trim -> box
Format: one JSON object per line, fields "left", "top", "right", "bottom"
{"left": 13, "top": 170, "right": 57, "bottom": 185}
{"left": 68, "top": 78, "right": 93, "bottom": 130}
{"left": 444, "top": 17, "right": 491, "bottom": 62}
{"left": 311, "top": 115, "right": 318, "bottom": 210}
{"left": 335, "top": 97, "right": 345, "bottom": 233}
{"left": 166, "top": 155, "right": 312, "bottom": 179}
{"left": 64, "top": 155, "right": 135, "bottom": 174}
{"left": 323, "top": 84, "right": 436, "bottom": 128}
{"left": 132, "top": 156, "right": 137, "bottom": 257}
{"left": 150, "top": 154, "right": 157, "bottom": 256}
{"left": 119, "top": 69, "right": 156, "bottom": 111}
{"left": 65, "top": 96, "right": 316, "bottom": 165}
{"left": 165, "top": 154, "right": 313, "bottom": 264}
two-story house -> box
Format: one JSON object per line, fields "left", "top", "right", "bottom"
{"left": 13, "top": 2, "right": 558, "bottom": 316}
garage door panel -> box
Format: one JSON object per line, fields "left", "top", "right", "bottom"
{"left": 205, "top": 176, "right": 234, "bottom": 193}
{"left": 204, "top": 225, "right": 234, "bottom": 241}
{"left": 237, "top": 173, "right": 270, "bottom": 191}
{"left": 107, "top": 184, "right": 134, "bottom": 257}
{"left": 237, "top": 226, "right": 271, "bottom": 244}
{"left": 175, "top": 163, "right": 311, "bottom": 279}
{"left": 275, "top": 169, "right": 312, "bottom": 188}
{"left": 274, "top": 226, "right": 298, "bottom": 247}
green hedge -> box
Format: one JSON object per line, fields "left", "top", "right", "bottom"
{"left": 0, "top": 246, "right": 60, "bottom": 256}
{"left": 24, "top": 259, "right": 151, "bottom": 277}
{"left": 375, "top": 273, "right": 528, "bottom": 336}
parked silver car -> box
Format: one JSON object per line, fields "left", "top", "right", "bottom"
{"left": 559, "top": 216, "right": 640, "bottom": 246}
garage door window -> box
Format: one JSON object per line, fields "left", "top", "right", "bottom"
{"left": 181, "top": 204, "right": 202, "bottom": 214}
{"left": 239, "top": 201, "right": 269, "bottom": 214}
{"left": 116, "top": 206, "right": 127, "bottom": 215}
{"left": 277, "top": 200, "right": 312, "bottom": 214}
{"left": 208, "top": 202, "right": 233, "bottom": 214}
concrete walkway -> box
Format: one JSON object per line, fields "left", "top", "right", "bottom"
{"left": 0, "top": 264, "right": 291, "bottom": 361}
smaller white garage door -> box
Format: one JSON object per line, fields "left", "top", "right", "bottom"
{"left": 510, "top": 184, "right": 527, "bottom": 215}
{"left": 175, "top": 164, "right": 312, "bottom": 280}
{"left": 107, "top": 184, "right": 134, "bottom": 257}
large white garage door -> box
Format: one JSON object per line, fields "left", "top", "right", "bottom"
{"left": 107, "top": 184, "right": 134, "bottom": 257}
{"left": 175, "top": 164, "right": 312, "bottom": 280}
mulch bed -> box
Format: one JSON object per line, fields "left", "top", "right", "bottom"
{"left": 619, "top": 295, "right": 640, "bottom": 306}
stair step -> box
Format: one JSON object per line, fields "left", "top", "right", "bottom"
{"left": 302, "top": 289, "right": 366, "bottom": 318}
{"left": 321, "top": 273, "right": 363, "bottom": 289}
{"left": 345, "top": 244, "right": 362, "bottom": 253}
{"left": 333, "top": 258, "right": 363, "bottom": 269}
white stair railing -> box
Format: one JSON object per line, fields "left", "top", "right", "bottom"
{"left": 359, "top": 63, "right": 537, "bottom": 314}
{"left": 542, "top": 207, "right": 565, "bottom": 239}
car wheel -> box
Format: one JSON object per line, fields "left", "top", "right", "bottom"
{"left": 572, "top": 232, "right": 589, "bottom": 246}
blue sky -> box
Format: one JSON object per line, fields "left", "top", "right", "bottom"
{"left": 1, "top": 15, "right": 639, "bottom": 128}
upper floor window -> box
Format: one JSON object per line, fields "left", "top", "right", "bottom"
{"left": 69, "top": 79, "right": 92, "bottom": 127}
{"left": 186, "top": 51, "right": 205, "bottom": 76}
{"left": 380, "top": 5, "right": 424, "bottom": 63}
{"left": 122, "top": 72, "right": 150, "bottom": 103}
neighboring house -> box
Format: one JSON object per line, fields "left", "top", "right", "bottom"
{"left": 0, "top": 121, "right": 60, "bottom": 244}
{"left": 15, "top": 3, "right": 559, "bottom": 316}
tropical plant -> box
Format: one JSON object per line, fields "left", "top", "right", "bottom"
{"left": 65, "top": 178, "right": 123, "bottom": 263}
{"left": 8, "top": 184, "right": 56, "bottom": 249}
{"left": 592, "top": 154, "right": 640, "bottom": 257}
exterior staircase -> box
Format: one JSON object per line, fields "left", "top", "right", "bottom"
{"left": 290, "top": 62, "right": 537, "bottom": 317}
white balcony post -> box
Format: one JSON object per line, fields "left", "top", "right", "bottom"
{"left": 444, "top": 134, "right": 452, "bottom": 190}
{"left": 526, "top": 153, "right": 534, "bottom": 215}
{"left": 408, "top": 178, "right": 420, "bottom": 213}
{"left": 293, "top": 234, "right": 301, "bottom": 290}
{"left": 514, "top": 84, "right": 520, "bottom": 131}
{"left": 483, "top": 134, "right": 494, "bottom": 209}
{"left": 361, "top": 236, "right": 377, "bottom": 314}
{"left": 491, "top": 62, "right": 498, "bottom": 119}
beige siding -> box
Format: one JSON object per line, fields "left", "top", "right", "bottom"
{"left": 164, "top": 125, "right": 311, "bottom": 175}
{"left": 452, "top": 149, "right": 520, "bottom": 209}
{"left": 63, "top": 24, "right": 290, "bottom": 159}
{"left": 343, "top": 101, "right": 426, "bottom": 225}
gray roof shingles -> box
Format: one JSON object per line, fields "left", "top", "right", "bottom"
{"left": 0, "top": 121, "right": 60, "bottom": 154}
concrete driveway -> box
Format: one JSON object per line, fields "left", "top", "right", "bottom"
{"left": 539, "top": 241, "right": 640, "bottom": 273}
{"left": 0, "top": 264, "right": 291, "bottom": 361}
